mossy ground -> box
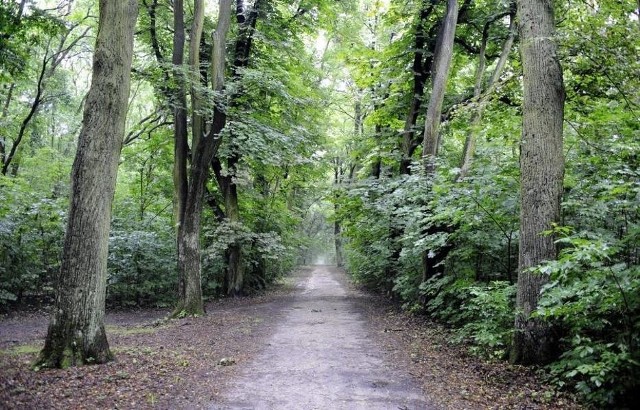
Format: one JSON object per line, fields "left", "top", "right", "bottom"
{"left": 0, "top": 344, "right": 42, "bottom": 356}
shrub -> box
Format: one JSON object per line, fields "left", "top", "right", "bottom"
{"left": 537, "top": 234, "right": 640, "bottom": 406}
{"left": 107, "top": 229, "right": 176, "bottom": 307}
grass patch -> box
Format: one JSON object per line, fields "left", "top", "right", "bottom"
{"left": 0, "top": 343, "right": 42, "bottom": 356}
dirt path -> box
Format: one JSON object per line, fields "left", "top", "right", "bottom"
{"left": 1, "top": 266, "right": 580, "bottom": 409}
{"left": 214, "top": 265, "right": 433, "bottom": 409}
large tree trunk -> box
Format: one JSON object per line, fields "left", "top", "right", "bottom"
{"left": 174, "top": 0, "right": 205, "bottom": 316}
{"left": 511, "top": 0, "right": 565, "bottom": 365}
{"left": 173, "top": 0, "right": 232, "bottom": 315}
{"left": 421, "top": 0, "right": 458, "bottom": 175}
{"left": 36, "top": 0, "right": 137, "bottom": 368}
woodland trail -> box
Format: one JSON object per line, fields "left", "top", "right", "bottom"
{"left": 1, "top": 266, "right": 578, "bottom": 409}
{"left": 214, "top": 265, "right": 433, "bottom": 410}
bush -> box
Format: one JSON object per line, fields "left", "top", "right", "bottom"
{"left": 537, "top": 234, "right": 640, "bottom": 406}
{"left": 107, "top": 229, "right": 176, "bottom": 307}
{"left": 204, "top": 221, "right": 288, "bottom": 294}
{"left": 0, "top": 189, "right": 65, "bottom": 308}
{"left": 458, "top": 281, "right": 516, "bottom": 360}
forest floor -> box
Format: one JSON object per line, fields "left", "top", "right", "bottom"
{"left": 0, "top": 266, "right": 582, "bottom": 409}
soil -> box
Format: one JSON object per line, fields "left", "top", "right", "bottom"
{"left": 0, "top": 265, "right": 582, "bottom": 409}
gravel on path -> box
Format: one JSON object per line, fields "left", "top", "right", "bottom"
{"left": 214, "top": 265, "right": 433, "bottom": 410}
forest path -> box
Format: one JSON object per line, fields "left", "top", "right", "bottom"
{"left": 213, "top": 265, "right": 433, "bottom": 410}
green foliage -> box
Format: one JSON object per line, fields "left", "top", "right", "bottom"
{"left": 415, "top": 276, "right": 516, "bottom": 360}
{"left": 0, "top": 148, "right": 70, "bottom": 308}
{"left": 536, "top": 234, "right": 640, "bottom": 406}
{"left": 0, "top": 0, "right": 636, "bottom": 406}
{"left": 458, "top": 281, "right": 516, "bottom": 360}
{"left": 328, "top": 0, "right": 637, "bottom": 407}
{"left": 0, "top": 2, "right": 65, "bottom": 81}
{"left": 107, "top": 228, "right": 176, "bottom": 308}
{"left": 549, "top": 336, "right": 637, "bottom": 407}
{"left": 335, "top": 178, "right": 400, "bottom": 292}
{"left": 419, "top": 275, "right": 473, "bottom": 323}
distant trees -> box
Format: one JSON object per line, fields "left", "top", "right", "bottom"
{"left": 154, "top": 0, "right": 336, "bottom": 307}
{"left": 1, "top": 4, "right": 90, "bottom": 176}
{"left": 2, "top": 0, "right": 333, "bottom": 312}
{"left": 37, "top": 0, "right": 138, "bottom": 367}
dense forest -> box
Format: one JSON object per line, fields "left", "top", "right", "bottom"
{"left": 0, "top": 0, "right": 638, "bottom": 407}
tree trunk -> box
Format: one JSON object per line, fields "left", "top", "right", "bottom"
{"left": 173, "top": 0, "right": 232, "bottom": 315}
{"left": 420, "top": 0, "right": 458, "bottom": 284}
{"left": 189, "top": 0, "right": 205, "bottom": 157}
{"left": 213, "top": 0, "right": 265, "bottom": 296}
{"left": 36, "top": 0, "right": 137, "bottom": 368}
{"left": 422, "top": 0, "right": 458, "bottom": 175}
{"left": 511, "top": 0, "right": 565, "bottom": 365}
{"left": 224, "top": 178, "right": 244, "bottom": 295}
{"left": 172, "top": 0, "right": 188, "bottom": 232}
{"left": 400, "top": 0, "right": 436, "bottom": 175}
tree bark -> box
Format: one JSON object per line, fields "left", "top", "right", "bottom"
{"left": 223, "top": 175, "right": 244, "bottom": 294}
{"left": 37, "top": 0, "right": 137, "bottom": 368}
{"left": 172, "top": 0, "right": 188, "bottom": 231}
{"left": 420, "top": 0, "right": 458, "bottom": 284}
{"left": 189, "top": 0, "right": 205, "bottom": 157}
{"left": 174, "top": 0, "right": 206, "bottom": 316}
{"left": 511, "top": 0, "right": 565, "bottom": 365}
{"left": 213, "top": 0, "right": 265, "bottom": 296}
{"left": 399, "top": 0, "right": 436, "bottom": 175}
{"left": 173, "top": 0, "right": 232, "bottom": 315}
{"left": 422, "top": 0, "right": 458, "bottom": 175}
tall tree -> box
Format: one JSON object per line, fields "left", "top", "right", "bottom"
{"left": 511, "top": 0, "right": 565, "bottom": 365}
{"left": 421, "top": 0, "right": 458, "bottom": 175}
{"left": 419, "top": 0, "right": 458, "bottom": 284}
{"left": 173, "top": 0, "right": 233, "bottom": 315}
{"left": 172, "top": 0, "right": 188, "bottom": 237}
{"left": 399, "top": 0, "right": 437, "bottom": 175}
{"left": 36, "top": 0, "right": 138, "bottom": 368}
{"left": 212, "top": 0, "right": 265, "bottom": 296}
